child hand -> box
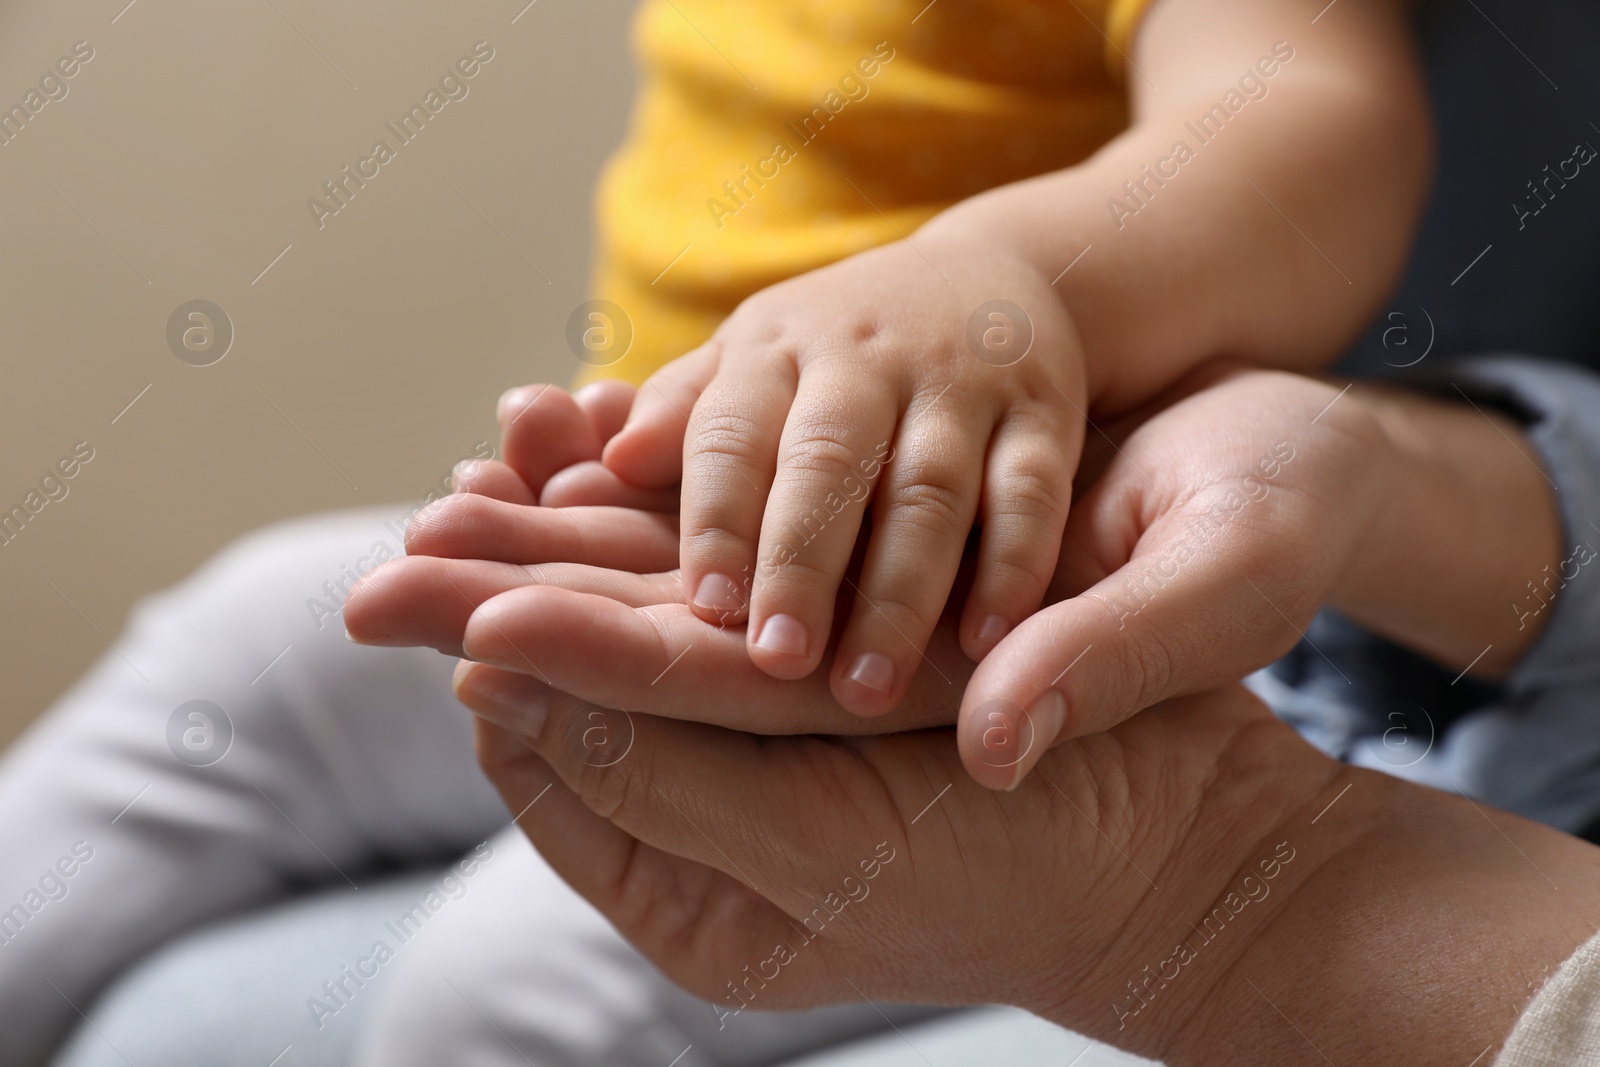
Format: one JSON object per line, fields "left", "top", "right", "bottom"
{"left": 602, "top": 234, "right": 1087, "bottom": 715}
{"left": 957, "top": 366, "right": 1392, "bottom": 790}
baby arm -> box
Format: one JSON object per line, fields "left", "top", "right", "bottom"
{"left": 603, "top": 0, "right": 1431, "bottom": 717}
{"left": 922, "top": 0, "right": 1432, "bottom": 409}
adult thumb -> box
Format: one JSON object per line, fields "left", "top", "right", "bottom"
{"left": 957, "top": 536, "right": 1311, "bottom": 791}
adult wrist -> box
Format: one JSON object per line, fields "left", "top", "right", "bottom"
{"left": 1328, "top": 382, "right": 1562, "bottom": 676}
{"left": 1028, "top": 706, "right": 1357, "bottom": 1062}
{"left": 1025, "top": 694, "right": 1600, "bottom": 1066}
{"left": 1176, "top": 765, "right": 1600, "bottom": 1066}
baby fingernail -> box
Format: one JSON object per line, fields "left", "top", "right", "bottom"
{"left": 977, "top": 614, "right": 1009, "bottom": 646}
{"left": 1007, "top": 689, "right": 1067, "bottom": 792}
{"left": 754, "top": 614, "right": 808, "bottom": 657}
{"left": 846, "top": 652, "right": 896, "bottom": 695}
{"left": 692, "top": 573, "right": 745, "bottom": 613}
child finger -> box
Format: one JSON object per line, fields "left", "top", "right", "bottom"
{"left": 958, "top": 411, "right": 1077, "bottom": 661}
{"left": 675, "top": 359, "right": 801, "bottom": 628}
{"left": 825, "top": 413, "right": 985, "bottom": 714}
{"left": 745, "top": 369, "right": 898, "bottom": 679}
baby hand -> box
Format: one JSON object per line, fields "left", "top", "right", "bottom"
{"left": 603, "top": 234, "right": 1087, "bottom": 715}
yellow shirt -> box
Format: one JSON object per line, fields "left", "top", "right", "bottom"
{"left": 580, "top": 0, "right": 1155, "bottom": 385}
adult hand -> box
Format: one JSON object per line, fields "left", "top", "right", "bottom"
{"left": 370, "top": 367, "right": 1387, "bottom": 782}
{"left": 343, "top": 528, "right": 972, "bottom": 736}
{"left": 353, "top": 368, "right": 1383, "bottom": 778}
{"left": 462, "top": 663, "right": 1600, "bottom": 1066}
{"left": 348, "top": 378, "right": 971, "bottom": 733}
{"left": 959, "top": 366, "right": 1390, "bottom": 788}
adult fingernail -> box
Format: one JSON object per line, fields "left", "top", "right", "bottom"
{"left": 846, "top": 652, "right": 895, "bottom": 695}
{"left": 453, "top": 660, "right": 550, "bottom": 740}
{"left": 1007, "top": 689, "right": 1066, "bottom": 792}
{"left": 692, "top": 573, "right": 745, "bottom": 613}
{"left": 754, "top": 614, "right": 807, "bottom": 657}
{"left": 977, "top": 614, "right": 1009, "bottom": 646}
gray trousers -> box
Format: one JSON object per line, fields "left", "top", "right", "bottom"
{"left": 0, "top": 508, "right": 1143, "bottom": 1067}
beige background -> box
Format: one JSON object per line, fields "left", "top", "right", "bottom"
{"left": 0, "top": 0, "right": 635, "bottom": 746}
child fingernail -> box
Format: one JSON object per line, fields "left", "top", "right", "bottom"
{"left": 692, "top": 573, "right": 745, "bottom": 613}
{"left": 754, "top": 614, "right": 808, "bottom": 657}
{"left": 977, "top": 614, "right": 1009, "bottom": 645}
{"left": 846, "top": 652, "right": 896, "bottom": 695}
{"left": 1007, "top": 689, "right": 1067, "bottom": 791}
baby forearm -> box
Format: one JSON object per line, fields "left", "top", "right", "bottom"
{"left": 917, "top": 0, "right": 1431, "bottom": 412}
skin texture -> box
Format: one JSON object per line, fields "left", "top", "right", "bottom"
{"left": 960, "top": 366, "right": 1392, "bottom": 787}
{"left": 597, "top": 0, "right": 1432, "bottom": 720}
{"left": 347, "top": 375, "right": 1597, "bottom": 1063}
{"left": 355, "top": 552, "right": 1600, "bottom": 1064}
{"left": 360, "top": 367, "right": 1563, "bottom": 790}
{"left": 462, "top": 672, "right": 1600, "bottom": 1067}
{"left": 1330, "top": 382, "right": 1564, "bottom": 675}
{"left": 957, "top": 366, "right": 1564, "bottom": 788}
